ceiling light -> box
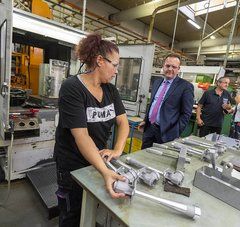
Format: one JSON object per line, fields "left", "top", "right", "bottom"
{"left": 210, "top": 35, "right": 216, "bottom": 40}
{"left": 13, "top": 9, "right": 86, "bottom": 45}
{"left": 187, "top": 19, "right": 201, "bottom": 29}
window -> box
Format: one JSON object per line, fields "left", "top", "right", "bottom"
{"left": 115, "top": 58, "right": 142, "bottom": 102}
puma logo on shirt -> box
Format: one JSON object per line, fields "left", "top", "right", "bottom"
{"left": 86, "top": 103, "right": 116, "bottom": 122}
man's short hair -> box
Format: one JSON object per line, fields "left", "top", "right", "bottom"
{"left": 163, "top": 53, "right": 181, "bottom": 65}
{"left": 217, "top": 77, "right": 229, "bottom": 83}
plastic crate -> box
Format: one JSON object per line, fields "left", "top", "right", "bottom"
{"left": 124, "top": 137, "right": 142, "bottom": 153}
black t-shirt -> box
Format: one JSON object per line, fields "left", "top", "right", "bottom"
{"left": 54, "top": 75, "right": 125, "bottom": 171}
{"left": 198, "top": 88, "right": 232, "bottom": 127}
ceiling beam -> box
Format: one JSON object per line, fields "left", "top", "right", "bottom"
{"left": 184, "top": 44, "right": 240, "bottom": 55}
{"left": 175, "top": 37, "right": 240, "bottom": 49}
{"left": 109, "top": 0, "right": 205, "bottom": 22}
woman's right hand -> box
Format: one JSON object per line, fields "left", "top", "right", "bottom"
{"left": 102, "top": 169, "right": 126, "bottom": 199}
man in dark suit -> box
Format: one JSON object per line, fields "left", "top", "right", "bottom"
{"left": 139, "top": 53, "right": 194, "bottom": 149}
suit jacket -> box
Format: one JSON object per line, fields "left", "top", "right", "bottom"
{"left": 144, "top": 76, "right": 194, "bottom": 142}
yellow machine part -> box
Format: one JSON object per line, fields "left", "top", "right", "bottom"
{"left": 29, "top": 47, "right": 43, "bottom": 95}
{"left": 11, "top": 51, "right": 30, "bottom": 89}
{"left": 31, "top": 0, "right": 53, "bottom": 19}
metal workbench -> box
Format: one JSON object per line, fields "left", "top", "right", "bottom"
{"left": 71, "top": 141, "right": 240, "bottom": 227}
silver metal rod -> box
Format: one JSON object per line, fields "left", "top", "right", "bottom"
{"left": 182, "top": 138, "right": 210, "bottom": 148}
{"left": 148, "top": 146, "right": 191, "bottom": 163}
{"left": 135, "top": 190, "right": 201, "bottom": 220}
{"left": 126, "top": 157, "right": 163, "bottom": 176}
{"left": 171, "top": 142, "right": 203, "bottom": 156}
{"left": 184, "top": 138, "right": 213, "bottom": 147}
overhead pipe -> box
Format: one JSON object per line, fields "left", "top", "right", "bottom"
{"left": 171, "top": 0, "right": 181, "bottom": 51}
{"left": 81, "top": 0, "right": 86, "bottom": 31}
{"left": 203, "top": 10, "right": 240, "bottom": 41}
{"left": 223, "top": 0, "right": 240, "bottom": 68}
{"left": 147, "top": 1, "right": 178, "bottom": 43}
{"left": 109, "top": 0, "right": 205, "bottom": 22}
{"left": 196, "top": 0, "right": 210, "bottom": 63}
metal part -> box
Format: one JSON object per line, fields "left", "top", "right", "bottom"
{"left": 135, "top": 190, "right": 201, "bottom": 220}
{"left": 181, "top": 137, "right": 227, "bottom": 154}
{"left": 171, "top": 142, "right": 203, "bottom": 156}
{"left": 163, "top": 170, "right": 184, "bottom": 186}
{"left": 176, "top": 147, "right": 188, "bottom": 172}
{"left": 107, "top": 159, "right": 201, "bottom": 219}
{"left": 125, "top": 156, "right": 184, "bottom": 186}
{"left": 193, "top": 164, "right": 240, "bottom": 211}
{"left": 172, "top": 141, "right": 220, "bottom": 163}
{"left": 111, "top": 159, "right": 160, "bottom": 187}
{"left": 146, "top": 147, "right": 191, "bottom": 163}
{"left": 205, "top": 133, "right": 240, "bottom": 151}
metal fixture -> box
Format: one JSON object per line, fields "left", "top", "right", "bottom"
{"left": 193, "top": 162, "right": 240, "bottom": 211}
{"left": 106, "top": 160, "right": 201, "bottom": 220}
{"left": 125, "top": 157, "right": 184, "bottom": 186}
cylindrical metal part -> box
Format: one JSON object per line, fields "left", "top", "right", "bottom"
{"left": 135, "top": 190, "right": 201, "bottom": 219}
{"left": 172, "top": 142, "right": 203, "bottom": 156}
{"left": 126, "top": 157, "right": 163, "bottom": 176}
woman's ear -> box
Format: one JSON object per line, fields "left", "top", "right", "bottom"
{"left": 96, "top": 55, "right": 103, "bottom": 67}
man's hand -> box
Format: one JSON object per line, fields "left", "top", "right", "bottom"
{"left": 102, "top": 169, "right": 126, "bottom": 199}
{"left": 197, "top": 118, "right": 204, "bottom": 126}
{"left": 99, "top": 149, "right": 122, "bottom": 162}
{"left": 222, "top": 103, "right": 232, "bottom": 110}
{"left": 138, "top": 121, "right": 146, "bottom": 133}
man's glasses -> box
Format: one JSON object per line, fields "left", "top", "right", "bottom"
{"left": 103, "top": 57, "right": 119, "bottom": 68}
{"left": 164, "top": 64, "right": 179, "bottom": 70}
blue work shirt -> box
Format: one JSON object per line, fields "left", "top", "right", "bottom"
{"left": 149, "top": 77, "right": 175, "bottom": 125}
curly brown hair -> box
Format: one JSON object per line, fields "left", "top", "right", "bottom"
{"left": 76, "top": 33, "right": 119, "bottom": 68}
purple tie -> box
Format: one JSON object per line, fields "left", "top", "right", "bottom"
{"left": 150, "top": 81, "right": 169, "bottom": 124}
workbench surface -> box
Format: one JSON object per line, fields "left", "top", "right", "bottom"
{"left": 72, "top": 140, "right": 240, "bottom": 227}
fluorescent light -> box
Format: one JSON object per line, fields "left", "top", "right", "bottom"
{"left": 210, "top": 35, "right": 216, "bottom": 40}
{"left": 187, "top": 19, "right": 201, "bottom": 29}
{"left": 13, "top": 10, "right": 86, "bottom": 45}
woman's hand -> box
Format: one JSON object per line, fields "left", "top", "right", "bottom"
{"left": 99, "top": 149, "right": 122, "bottom": 162}
{"left": 102, "top": 169, "right": 126, "bottom": 199}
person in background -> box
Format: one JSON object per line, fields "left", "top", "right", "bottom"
{"left": 138, "top": 53, "right": 194, "bottom": 149}
{"left": 54, "top": 33, "right": 129, "bottom": 227}
{"left": 196, "top": 77, "right": 232, "bottom": 137}
{"left": 232, "top": 94, "right": 240, "bottom": 139}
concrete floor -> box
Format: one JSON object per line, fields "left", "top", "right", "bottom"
{"left": 0, "top": 179, "right": 58, "bottom": 227}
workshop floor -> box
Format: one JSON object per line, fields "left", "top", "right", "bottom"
{"left": 0, "top": 179, "right": 58, "bottom": 227}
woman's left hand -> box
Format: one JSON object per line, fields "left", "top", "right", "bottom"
{"left": 99, "top": 149, "right": 122, "bottom": 162}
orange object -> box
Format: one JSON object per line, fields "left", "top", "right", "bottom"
{"left": 31, "top": 0, "right": 53, "bottom": 19}
{"left": 198, "top": 82, "right": 210, "bottom": 90}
